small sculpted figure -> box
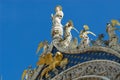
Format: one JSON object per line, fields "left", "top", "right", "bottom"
{"left": 106, "top": 19, "right": 120, "bottom": 41}
{"left": 79, "top": 25, "right": 96, "bottom": 48}
{"left": 60, "top": 20, "right": 75, "bottom": 48}
{"left": 106, "top": 19, "right": 120, "bottom": 49}
{"left": 106, "top": 23, "right": 117, "bottom": 41}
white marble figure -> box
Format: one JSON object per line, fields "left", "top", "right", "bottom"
{"left": 106, "top": 23, "right": 117, "bottom": 41}
{"left": 51, "top": 5, "right": 64, "bottom": 39}
{"left": 52, "top": 20, "right": 79, "bottom": 49}
{"left": 106, "top": 23, "right": 120, "bottom": 51}
{"left": 106, "top": 23, "right": 120, "bottom": 48}
{"left": 79, "top": 25, "right": 96, "bottom": 48}
{"left": 106, "top": 20, "right": 120, "bottom": 41}
{"left": 63, "top": 20, "right": 74, "bottom": 47}
{"left": 106, "top": 20, "right": 120, "bottom": 52}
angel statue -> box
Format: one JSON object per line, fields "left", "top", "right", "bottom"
{"left": 79, "top": 25, "right": 96, "bottom": 48}
{"left": 106, "top": 19, "right": 120, "bottom": 41}
{"left": 106, "top": 19, "right": 120, "bottom": 50}
{"left": 36, "top": 40, "right": 49, "bottom": 56}
{"left": 51, "top": 5, "right": 64, "bottom": 39}
{"left": 62, "top": 20, "right": 74, "bottom": 47}
{"left": 59, "top": 20, "right": 79, "bottom": 48}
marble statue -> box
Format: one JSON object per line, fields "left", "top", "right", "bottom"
{"left": 79, "top": 25, "right": 96, "bottom": 48}
{"left": 51, "top": 5, "right": 64, "bottom": 39}
{"left": 106, "top": 20, "right": 120, "bottom": 52}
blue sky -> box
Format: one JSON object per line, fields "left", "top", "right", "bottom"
{"left": 1, "top": 0, "right": 120, "bottom": 80}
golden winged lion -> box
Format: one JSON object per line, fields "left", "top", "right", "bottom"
{"left": 37, "top": 52, "right": 68, "bottom": 79}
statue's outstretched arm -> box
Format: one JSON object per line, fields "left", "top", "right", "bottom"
{"left": 86, "top": 31, "right": 96, "bottom": 36}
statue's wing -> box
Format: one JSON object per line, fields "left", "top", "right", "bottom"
{"left": 86, "top": 31, "right": 96, "bottom": 36}
{"left": 36, "top": 42, "right": 43, "bottom": 54}
{"left": 21, "top": 70, "right": 27, "bottom": 80}
{"left": 36, "top": 56, "right": 45, "bottom": 66}
{"left": 37, "top": 53, "right": 53, "bottom": 66}
{"left": 111, "top": 19, "right": 120, "bottom": 26}
{"left": 45, "top": 53, "right": 53, "bottom": 65}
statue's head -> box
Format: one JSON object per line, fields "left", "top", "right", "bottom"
{"left": 64, "top": 20, "right": 74, "bottom": 30}
{"left": 55, "top": 5, "right": 62, "bottom": 12}
{"left": 68, "top": 20, "right": 74, "bottom": 27}
{"left": 83, "top": 25, "right": 89, "bottom": 31}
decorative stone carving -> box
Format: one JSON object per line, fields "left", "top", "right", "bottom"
{"left": 52, "top": 60, "right": 120, "bottom": 80}
{"left": 74, "top": 75, "right": 110, "bottom": 80}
